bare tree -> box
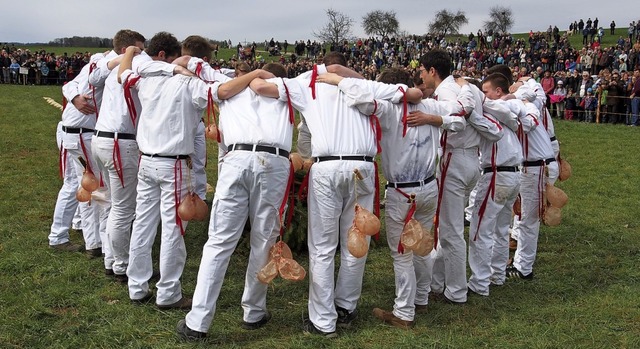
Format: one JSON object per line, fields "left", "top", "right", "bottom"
{"left": 428, "top": 9, "right": 468, "bottom": 36}
{"left": 484, "top": 6, "right": 514, "bottom": 35}
{"left": 313, "top": 8, "right": 354, "bottom": 46}
{"left": 362, "top": 10, "right": 399, "bottom": 38}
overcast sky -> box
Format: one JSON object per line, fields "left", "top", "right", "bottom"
{"left": 2, "top": 1, "right": 638, "bottom": 44}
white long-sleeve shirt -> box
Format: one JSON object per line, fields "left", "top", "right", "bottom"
{"left": 518, "top": 103, "right": 554, "bottom": 162}
{"left": 120, "top": 60, "right": 209, "bottom": 155}
{"left": 275, "top": 65, "right": 407, "bottom": 157}
{"left": 186, "top": 58, "right": 293, "bottom": 150}
{"left": 61, "top": 52, "right": 106, "bottom": 128}
{"left": 93, "top": 51, "right": 151, "bottom": 134}
{"left": 435, "top": 75, "right": 480, "bottom": 149}
{"left": 334, "top": 78, "right": 475, "bottom": 182}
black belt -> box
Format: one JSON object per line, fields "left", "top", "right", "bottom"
{"left": 386, "top": 175, "right": 435, "bottom": 189}
{"left": 550, "top": 136, "right": 557, "bottom": 142}
{"left": 482, "top": 166, "right": 519, "bottom": 174}
{"left": 62, "top": 126, "right": 94, "bottom": 134}
{"left": 315, "top": 155, "right": 374, "bottom": 162}
{"left": 522, "top": 158, "right": 556, "bottom": 167}
{"left": 229, "top": 143, "right": 289, "bottom": 158}
{"left": 94, "top": 130, "right": 136, "bottom": 140}
{"left": 141, "top": 153, "right": 189, "bottom": 159}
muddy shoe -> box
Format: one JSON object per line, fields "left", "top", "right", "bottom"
{"left": 302, "top": 317, "right": 337, "bottom": 339}
{"left": 157, "top": 297, "right": 192, "bottom": 310}
{"left": 414, "top": 304, "right": 428, "bottom": 314}
{"left": 372, "top": 308, "right": 414, "bottom": 329}
{"left": 85, "top": 247, "right": 102, "bottom": 259}
{"left": 50, "top": 241, "right": 83, "bottom": 252}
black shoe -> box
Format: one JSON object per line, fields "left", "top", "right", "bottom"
{"left": 429, "top": 292, "right": 465, "bottom": 305}
{"left": 506, "top": 265, "right": 534, "bottom": 280}
{"left": 302, "top": 317, "right": 337, "bottom": 338}
{"left": 464, "top": 218, "right": 471, "bottom": 227}
{"left": 131, "top": 290, "right": 154, "bottom": 305}
{"left": 241, "top": 311, "right": 272, "bottom": 330}
{"left": 105, "top": 268, "right": 114, "bottom": 276}
{"left": 114, "top": 273, "right": 128, "bottom": 284}
{"left": 336, "top": 306, "right": 357, "bottom": 329}
{"left": 85, "top": 247, "right": 102, "bottom": 259}
{"left": 176, "top": 319, "right": 207, "bottom": 341}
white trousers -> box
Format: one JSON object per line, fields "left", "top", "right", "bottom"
{"left": 49, "top": 123, "right": 80, "bottom": 246}
{"left": 432, "top": 148, "right": 480, "bottom": 302}
{"left": 127, "top": 156, "right": 190, "bottom": 304}
{"left": 92, "top": 136, "right": 138, "bottom": 275}
{"left": 512, "top": 162, "right": 558, "bottom": 275}
{"left": 384, "top": 181, "right": 437, "bottom": 321}
{"left": 186, "top": 151, "right": 289, "bottom": 333}
{"left": 56, "top": 130, "right": 106, "bottom": 251}
{"left": 468, "top": 172, "right": 520, "bottom": 293}
{"left": 306, "top": 160, "right": 375, "bottom": 333}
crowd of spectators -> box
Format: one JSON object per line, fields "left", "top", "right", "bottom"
{"left": 0, "top": 43, "right": 93, "bottom": 85}
{"left": 3, "top": 18, "right": 640, "bottom": 124}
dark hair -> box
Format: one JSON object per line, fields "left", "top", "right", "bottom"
{"left": 412, "top": 71, "right": 423, "bottom": 86}
{"left": 113, "top": 29, "right": 146, "bottom": 52}
{"left": 483, "top": 73, "right": 510, "bottom": 94}
{"left": 419, "top": 49, "right": 451, "bottom": 80}
{"left": 377, "top": 67, "right": 412, "bottom": 86}
{"left": 146, "top": 32, "right": 181, "bottom": 58}
{"left": 323, "top": 51, "right": 347, "bottom": 66}
{"left": 486, "top": 64, "right": 514, "bottom": 85}
{"left": 262, "top": 62, "right": 287, "bottom": 78}
{"left": 181, "top": 35, "right": 212, "bottom": 60}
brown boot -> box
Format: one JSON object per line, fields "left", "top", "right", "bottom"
{"left": 157, "top": 297, "right": 192, "bottom": 310}
{"left": 372, "top": 308, "right": 414, "bottom": 329}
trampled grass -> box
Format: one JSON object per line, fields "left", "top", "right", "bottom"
{"left": 0, "top": 84, "right": 639, "bottom": 348}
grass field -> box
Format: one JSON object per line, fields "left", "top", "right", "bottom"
{"left": 0, "top": 83, "right": 639, "bottom": 349}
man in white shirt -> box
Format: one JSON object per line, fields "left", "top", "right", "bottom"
{"left": 318, "top": 67, "right": 475, "bottom": 327}
{"left": 49, "top": 52, "right": 108, "bottom": 259}
{"left": 421, "top": 49, "right": 481, "bottom": 304}
{"left": 177, "top": 57, "right": 293, "bottom": 339}
{"left": 249, "top": 52, "right": 420, "bottom": 337}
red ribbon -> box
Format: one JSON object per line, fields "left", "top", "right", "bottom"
{"left": 433, "top": 152, "right": 452, "bottom": 249}
{"left": 394, "top": 188, "right": 417, "bottom": 254}
{"left": 278, "top": 163, "right": 295, "bottom": 237}
{"left": 123, "top": 75, "right": 141, "bottom": 127}
{"left": 309, "top": 64, "right": 318, "bottom": 100}
{"left": 112, "top": 138, "right": 125, "bottom": 187}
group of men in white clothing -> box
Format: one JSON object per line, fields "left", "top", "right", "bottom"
{"left": 48, "top": 30, "right": 560, "bottom": 340}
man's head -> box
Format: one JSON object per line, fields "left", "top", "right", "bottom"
{"left": 323, "top": 52, "right": 347, "bottom": 66}
{"left": 262, "top": 62, "right": 287, "bottom": 78}
{"left": 377, "top": 67, "right": 412, "bottom": 86}
{"left": 418, "top": 49, "right": 451, "bottom": 89}
{"left": 113, "top": 29, "right": 146, "bottom": 54}
{"left": 181, "top": 35, "right": 212, "bottom": 61}
{"left": 234, "top": 62, "right": 251, "bottom": 76}
{"left": 487, "top": 64, "right": 514, "bottom": 85}
{"left": 482, "top": 73, "right": 510, "bottom": 100}
{"left": 146, "top": 32, "right": 181, "bottom": 62}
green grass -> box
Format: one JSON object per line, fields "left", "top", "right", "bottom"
{"left": 1, "top": 84, "right": 639, "bottom": 348}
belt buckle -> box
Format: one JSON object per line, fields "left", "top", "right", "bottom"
{"left": 251, "top": 144, "right": 258, "bottom": 152}
{"left": 273, "top": 147, "right": 280, "bottom": 156}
